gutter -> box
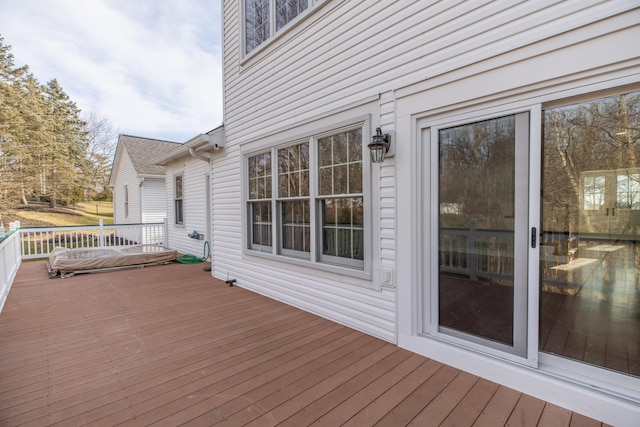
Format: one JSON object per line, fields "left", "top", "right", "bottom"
{"left": 189, "top": 146, "right": 211, "bottom": 163}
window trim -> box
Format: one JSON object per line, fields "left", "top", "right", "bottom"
{"left": 174, "top": 174, "right": 184, "bottom": 226}
{"left": 242, "top": 119, "right": 373, "bottom": 280}
{"left": 240, "top": 0, "right": 328, "bottom": 62}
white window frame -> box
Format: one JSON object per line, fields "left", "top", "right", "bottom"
{"left": 241, "top": 0, "right": 327, "bottom": 59}
{"left": 243, "top": 119, "right": 372, "bottom": 279}
{"left": 174, "top": 174, "right": 184, "bottom": 226}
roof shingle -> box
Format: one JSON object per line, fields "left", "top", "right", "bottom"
{"left": 120, "top": 135, "right": 181, "bottom": 176}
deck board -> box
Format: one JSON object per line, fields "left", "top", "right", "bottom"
{"left": 0, "top": 261, "right": 606, "bottom": 426}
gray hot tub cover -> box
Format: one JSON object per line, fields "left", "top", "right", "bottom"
{"left": 47, "top": 245, "right": 178, "bottom": 276}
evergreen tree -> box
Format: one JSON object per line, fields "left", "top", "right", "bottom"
{"left": 41, "top": 79, "right": 87, "bottom": 208}
{"left": 1, "top": 34, "right": 113, "bottom": 211}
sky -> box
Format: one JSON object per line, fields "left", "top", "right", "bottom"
{"left": 0, "top": 0, "right": 223, "bottom": 143}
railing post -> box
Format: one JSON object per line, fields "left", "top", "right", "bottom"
{"left": 163, "top": 218, "right": 168, "bottom": 248}
{"left": 99, "top": 219, "right": 105, "bottom": 248}
{"left": 469, "top": 219, "right": 478, "bottom": 281}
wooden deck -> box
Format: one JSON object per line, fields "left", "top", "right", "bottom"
{"left": 0, "top": 261, "right": 607, "bottom": 426}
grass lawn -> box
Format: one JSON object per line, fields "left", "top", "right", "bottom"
{"left": 2, "top": 201, "right": 114, "bottom": 227}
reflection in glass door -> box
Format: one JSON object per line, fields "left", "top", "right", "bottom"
{"left": 540, "top": 90, "right": 640, "bottom": 377}
{"left": 438, "top": 113, "right": 529, "bottom": 356}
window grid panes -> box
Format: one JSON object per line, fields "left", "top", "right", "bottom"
{"left": 282, "top": 200, "right": 310, "bottom": 253}
{"left": 317, "top": 129, "right": 364, "bottom": 264}
{"left": 276, "top": 0, "right": 308, "bottom": 31}
{"left": 583, "top": 175, "right": 605, "bottom": 210}
{"left": 278, "top": 142, "right": 310, "bottom": 255}
{"left": 249, "top": 152, "right": 272, "bottom": 200}
{"left": 245, "top": 0, "right": 311, "bottom": 54}
{"left": 248, "top": 152, "right": 272, "bottom": 250}
{"left": 246, "top": 127, "right": 365, "bottom": 269}
{"left": 318, "top": 129, "right": 363, "bottom": 196}
{"left": 245, "top": 0, "right": 270, "bottom": 54}
{"left": 616, "top": 173, "right": 640, "bottom": 209}
{"left": 278, "top": 143, "right": 309, "bottom": 198}
{"left": 321, "top": 197, "right": 364, "bottom": 261}
{"left": 251, "top": 201, "right": 272, "bottom": 248}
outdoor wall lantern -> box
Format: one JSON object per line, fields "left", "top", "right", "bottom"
{"left": 368, "top": 127, "right": 394, "bottom": 163}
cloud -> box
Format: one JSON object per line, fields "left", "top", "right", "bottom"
{"left": 0, "top": 0, "right": 223, "bottom": 142}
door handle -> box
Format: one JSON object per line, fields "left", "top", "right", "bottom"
{"left": 531, "top": 227, "right": 537, "bottom": 248}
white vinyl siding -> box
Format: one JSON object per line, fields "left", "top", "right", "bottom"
{"left": 141, "top": 179, "right": 166, "bottom": 223}
{"left": 221, "top": 2, "right": 640, "bottom": 422}
{"left": 164, "top": 158, "right": 210, "bottom": 257}
{"left": 112, "top": 150, "right": 140, "bottom": 225}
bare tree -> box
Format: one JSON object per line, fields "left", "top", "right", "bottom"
{"left": 81, "top": 111, "right": 118, "bottom": 200}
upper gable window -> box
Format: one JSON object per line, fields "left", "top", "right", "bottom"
{"left": 244, "top": 0, "right": 311, "bottom": 55}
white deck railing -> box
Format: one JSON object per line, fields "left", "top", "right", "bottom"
{"left": 19, "top": 219, "right": 167, "bottom": 260}
{"left": 0, "top": 230, "right": 22, "bottom": 312}
{"left": 0, "top": 220, "right": 167, "bottom": 311}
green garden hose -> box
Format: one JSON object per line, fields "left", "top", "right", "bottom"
{"left": 176, "top": 240, "right": 210, "bottom": 264}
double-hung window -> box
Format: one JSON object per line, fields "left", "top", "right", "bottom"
{"left": 244, "top": 0, "right": 314, "bottom": 54}
{"left": 248, "top": 152, "right": 273, "bottom": 250}
{"left": 246, "top": 126, "right": 365, "bottom": 270}
{"left": 278, "top": 142, "right": 311, "bottom": 256}
{"left": 124, "top": 185, "right": 129, "bottom": 218}
{"left": 174, "top": 175, "right": 184, "bottom": 226}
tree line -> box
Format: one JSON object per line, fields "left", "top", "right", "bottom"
{"left": 0, "top": 35, "right": 117, "bottom": 209}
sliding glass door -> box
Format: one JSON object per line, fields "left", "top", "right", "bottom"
{"left": 540, "top": 90, "right": 640, "bottom": 377}
{"left": 435, "top": 113, "right": 530, "bottom": 357}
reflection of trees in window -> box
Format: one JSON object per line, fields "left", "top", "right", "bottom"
{"left": 252, "top": 202, "right": 272, "bottom": 247}
{"left": 439, "top": 116, "right": 515, "bottom": 230}
{"left": 245, "top": 0, "right": 308, "bottom": 53}
{"left": 318, "top": 129, "right": 362, "bottom": 196}
{"left": 617, "top": 173, "right": 640, "bottom": 210}
{"left": 246, "top": 127, "right": 364, "bottom": 267}
{"left": 322, "top": 197, "right": 364, "bottom": 260}
{"left": 318, "top": 129, "right": 363, "bottom": 262}
{"left": 248, "top": 152, "right": 272, "bottom": 199}
{"left": 248, "top": 152, "right": 272, "bottom": 250}
{"left": 276, "top": 0, "right": 308, "bottom": 31}
{"left": 583, "top": 175, "right": 605, "bottom": 210}
{"left": 245, "top": 0, "right": 270, "bottom": 54}
{"left": 542, "top": 90, "right": 640, "bottom": 233}
{"left": 278, "top": 142, "right": 309, "bottom": 198}
{"left": 278, "top": 142, "right": 310, "bottom": 254}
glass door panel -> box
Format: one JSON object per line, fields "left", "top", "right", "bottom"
{"left": 540, "top": 90, "right": 640, "bottom": 377}
{"left": 438, "top": 113, "right": 529, "bottom": 355}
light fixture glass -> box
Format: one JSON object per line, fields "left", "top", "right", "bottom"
{"left": 368, "top": 127, "right": 390, "bottom": 163}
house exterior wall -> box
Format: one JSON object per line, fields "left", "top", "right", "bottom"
{"left": 112, "top": 149, "right": 140, "bottom": 225}
{"left": 221, "top": 1, "right": 640, "bottom": 423}
{"left": 165, "top": 156, "right": 210, "bottom": 257}
{"left": 141, "top": 178, "right": 167, "bottom": 223}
